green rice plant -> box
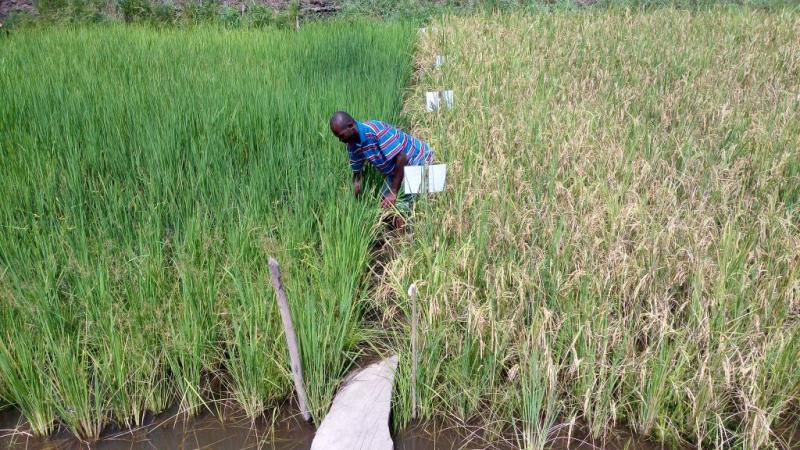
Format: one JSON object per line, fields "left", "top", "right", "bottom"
{"left": 46, "top": 330, "right": 105, "bottom": 440}
{"left": 280, "top": 195, "right": 381, "bottom": 420}
{"left": 0, "top": 327, "right": 56, "bottom": 436}
{"left": 518, "top": 313, "right": 560, "bottom": 450}
{"left": 0, "top": 21, "right": 414, "bottom": 438}
{"left": 220, "top": 222, "right": 287, "bottom": 418}
{"left": 105, "top": 236, "right": 173, "bottom": 425}
{"left": 379, "top": 8, "right": 800, "bottom": 449}
{"left": 632, "top": 332, "right": 683, "bottom": 440}
{"left": 164, "top": 215, "right": 221, "bottom": 416}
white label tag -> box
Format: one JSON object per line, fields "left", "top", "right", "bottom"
{"left": 425, "top": 90, "right": 454, "bottom": 112}
{"left": 404, "top": 164, "right": 447, "bottom": 194}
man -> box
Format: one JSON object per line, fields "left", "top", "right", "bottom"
{"left": 329, "top": 111, "right": 433, "bottom": 220}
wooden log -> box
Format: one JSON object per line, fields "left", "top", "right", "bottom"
{"left": 408, "top": 283, "right": 418, "bottom": 420}
{"left": 268, "top": 257, "right": 311, "bottom": 422}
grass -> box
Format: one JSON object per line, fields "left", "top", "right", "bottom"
{"left": 0, "top": 21, "right": 414, "bottom": 439}
{"left": 383, "top": 8, "right": 800, "bottom": 449}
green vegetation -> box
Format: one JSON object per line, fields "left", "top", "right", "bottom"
{"left": 0, "top": 22, "right": 414, "bottom": 439}
{"left": 385, "top": 9, "right": 800, "bottom": 449}
{"left": 2, "top": 5, "right": 799, "bottom": 450}
{"left": 3, "top": 0, "right": 797, "bottom": 32}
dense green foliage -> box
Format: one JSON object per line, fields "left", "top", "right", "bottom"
{"left": 0, "top": 22, "right": 414, "bottom": 438}
{"left": 2, "top": 0, "right": 797, "bottom": 30}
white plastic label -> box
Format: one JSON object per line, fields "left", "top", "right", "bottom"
{"left": 425, "top": 90, "right": 454, "bottom": 112}
{"left": 404, "top": 164, "right": 447, "bottom": 194}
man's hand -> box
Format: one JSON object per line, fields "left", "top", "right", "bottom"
{"left": 353, "top": 172, "right": 363, "bottom": 198}
{"left": 354, "top": 179, "right": 362, "bottom": 197}
{"left": 381, "top": 191, "right": 397, "bottom": 209}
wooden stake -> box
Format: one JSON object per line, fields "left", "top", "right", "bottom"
{"left": 269, "top": 257, "right": 311, "bottom": 422}
{"left": 408, "top": 283, "right": 418, "bottom": 420}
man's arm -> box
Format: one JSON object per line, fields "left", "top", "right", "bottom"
{"left": 382, "top": 152, "right": 408, "bottom": 208}
{"left": 348, "top": 143, "right": 365, "bottom": 198}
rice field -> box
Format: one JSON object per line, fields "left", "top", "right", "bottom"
{"left": 1, "top": 6, "right": 799, "bottom": 450}
{"left": 0, "top": 22, "right": 414, "bottom": 439}
{"left": 382, "top": 9, "right": 800, "bottom": 450}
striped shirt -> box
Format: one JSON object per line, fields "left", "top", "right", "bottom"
{"left": 347, "top": 120, "right": 433, "bottom": 176}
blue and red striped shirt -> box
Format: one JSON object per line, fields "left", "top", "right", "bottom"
{"left": 347, "top": 120, "right": 433, "bottom": 176}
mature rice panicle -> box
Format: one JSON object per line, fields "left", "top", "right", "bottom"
{"left": 386, "top": 9, "right": 800, "bottom": 448}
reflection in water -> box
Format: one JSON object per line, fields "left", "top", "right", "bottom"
{"left": 0, "top": 405, "right": 314, "bottom": 450}
{"left": 7, "top": 405, "right": 792, "bottom": 449}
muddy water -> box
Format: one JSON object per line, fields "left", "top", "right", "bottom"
{"left": 0, "top": 405, "right": 315, "bottom": 450}
{"left": 394, "top": 421, "right": 679, "bottom": 450}
{"left": 1, "top": 403, "right": 693, "bottom": 450}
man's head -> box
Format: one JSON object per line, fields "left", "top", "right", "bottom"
{"left": 330, "top": 111, "right": 360, "bottom": 144}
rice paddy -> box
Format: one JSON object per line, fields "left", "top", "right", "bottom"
{"left": 0, "top": 22, "right": 414, "bottom": 439}
{"left": 1, "top": 6, "right": 799, "bottom": 450}
{"left": 382, "top": 9, "right": 800, "bottom": 449}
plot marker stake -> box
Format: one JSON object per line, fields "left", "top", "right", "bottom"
{"left": 409, "top": 283, "right": 418, "bottom": 420}
{"left": 269, "top": 256, "right": 311, "bottom": 422}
